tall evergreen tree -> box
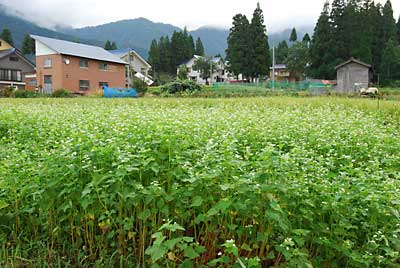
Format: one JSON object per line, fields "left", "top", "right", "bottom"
{"left": 302, "top": 33, "right": 311, "bottom": 43}
{"left": 249, "top": 2, "right": 270, "bottom": 79}
{"left": 1, "top": 28, "right": 14, "bottom": 46}
{"left": 159, "top": 36, "right": 171, "bottom": 74}
{"left": 148, "top": 39, "right": 160, "bottom": 75}
{"left": 276, "top": 40, "right": 289, "bottom": 63}
{"left": 22, "top": 34, "right": 35, "bottom": 55}
{"left": 195, "top": 38, "right": 205, "bottom": 56}
{"left": 104, "top": 40, "right": 112, "bottom": 50}
{"left": 310, "top": 1, "right": 335, "bottom": 79}
{"left": 343, "top": 0, "right": 372, "bottom": 62}
{"left": 110, "top": 42, "right": 117, "bottom": 50}
{"left": 381, "top": 0, "right": 397, "bottom": 44}
{"left": 188, "top": 35, "right": 196, "bottom": 58}
{"left": 330, "top": 0, "right": 347, "bottom": 62}
{"left": 370, "top": 3, "right": 384, "bottom": 76}
{"left": 290, "top": 28, "right": 298, "bottom": 42}
{"left": 380, "top": 39, "right": 400, "bottom": 85}
{"left": 397, "top": 16, "right": 400, "bottom": 43}
{"left": 170, "top": 31, "right": 187, "bottom": 70}
{"left": 226, "top": 14, "right": 251, "bottom": 78}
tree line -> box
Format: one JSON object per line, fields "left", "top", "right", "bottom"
{"left": 147, "top": 29, "right": 205, "bottom": 76}
{"left": 225, "top": 3, "right": 270, "bottom": 81}
{"left": 310, "top": 0, "right": 400, "bottom": 85}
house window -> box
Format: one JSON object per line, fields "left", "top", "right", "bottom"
{"left": 29, "top": 79, "right": 37, "bottom": 86}
{"left": 0, "top": 69, "right": 22, "bottom": 82}
{"left": 79, "top": 80, "right": 90, "bottom": 90}
{"left": 9, "top": 56, "right": 19, "bottom": 62}
{"left": 140, "top": 68, "right": 146, "bottom": 75}
{"left": 99, "top": 82, "right": 108, "bottom": 88}
{"left": 129, "top": 55, "right": 134, "bottom": 62}
{"left": 99, "top": 63, "right": 108, "bottom": 71}
{"left": 44, "top": 58, "right": 52, "bottom": 68}
{"left": 0, "top": 41, "right": 2, "bottom": 46}
{"left": 80, "top": 59, "right": 89, "bottom": 68}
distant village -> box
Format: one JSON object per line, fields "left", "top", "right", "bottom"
{"left": 0, "top": 32, "right": 380, "bottom": 96}
{"left": 0, "top": 0, "right": 399, "bottom": 96}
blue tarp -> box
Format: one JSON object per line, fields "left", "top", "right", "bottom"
{"left": 103, "top": 86, "right": 138, "bottom": 98}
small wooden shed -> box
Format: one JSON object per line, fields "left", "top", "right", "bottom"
{"left": 335, "top": 58, "right": 372, "bottom": 93}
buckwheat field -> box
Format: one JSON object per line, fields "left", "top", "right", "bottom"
{"left": 1, "top": 97, "right": 399, "bottom": 267}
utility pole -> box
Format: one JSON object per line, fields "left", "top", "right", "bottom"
{"left": 209, "top": 57, "right": 213, "bottom": 86}
{"left": 272, "top": 43, "right": 276, "bottom": 90}
{"left": 127, "top": 48, "right": 131, "bottom": 88}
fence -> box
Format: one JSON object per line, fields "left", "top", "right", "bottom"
{"left": 212, "top": 81, "right": 333, "bottom": 92}
{"left": 103, "top": 86, "right": 138, "bottom": 98}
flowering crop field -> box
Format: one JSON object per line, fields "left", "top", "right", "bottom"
{"left": 0, "top": 97, "right": 399, "bottom": 268}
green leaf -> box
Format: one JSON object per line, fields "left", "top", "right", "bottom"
{"left": 191, "top": 196, "right": 203, "bottom": 207}
{"left": 241, "top": 243, "right": 252, "bottom": 251}
{"left": 159, "top": 221, "right": 185, "bottom": 232}
{"left": 164, "top": 238, "right": 182, "bottom": 250}
{"left": 0, "top": 200, "right": 9, "bottom": 210}
{"left": 145, "top": 244, "right": 166, "bottom": 262}
{"left": 184, "top": 246, "right": 199, "bottom": 259}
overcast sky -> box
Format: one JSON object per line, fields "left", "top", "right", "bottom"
{"left": 1, "top": 0, "right": 399, "bottom": 32}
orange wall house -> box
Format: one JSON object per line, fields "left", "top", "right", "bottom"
{"left": 32, "top": 35, "right": 126, "bottom": 94}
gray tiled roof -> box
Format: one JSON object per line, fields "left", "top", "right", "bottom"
{"left": 0, "top": 48, "right": 16, "bottom": 59}
{"left": 335, "top": 57, "right": 372, "bottom": 70}
{"left": 109, "top": 48, "right": 151, "bottom": 67}
{"left": 31, "top": 35, "right": 127, "bottom": 65}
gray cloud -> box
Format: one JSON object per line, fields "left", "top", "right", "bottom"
{"left": 0, "top": 0, "right": 398, "bottom": 32}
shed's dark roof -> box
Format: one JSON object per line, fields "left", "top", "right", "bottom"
{"left": 31, "top": 35, "right": 127, "bottom": 65}
{"left": 335, "top": 58, "right": 372, "bottom": 70}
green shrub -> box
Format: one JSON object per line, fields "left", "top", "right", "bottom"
{"left": 147, "top": 86, "right": 163, "bottom": 96}
{"left": 161, "top": 80, "right": 202, "bottom": 94}
{"left": 13, "top": 89, "right": 40, "bottom": 98}
{"left": 131, "top": 78, "right": 148, "bottom": 95}
{"left": 154, "top": 73, "right": 175, "bottom": 86}
{"left": 52, "top": 89, "right": 71, "bottom": 98}
{"left": 0, "top": 86, "right": 16, "bottom": 97}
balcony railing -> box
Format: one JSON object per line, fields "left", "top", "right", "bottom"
{"left": 0, "top": 69, "right": 22, "bottom": 82}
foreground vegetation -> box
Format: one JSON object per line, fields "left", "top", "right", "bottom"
{"left": 1, "top": 97, "right": 400, "bottom": 267}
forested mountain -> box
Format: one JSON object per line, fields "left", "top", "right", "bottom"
{"left": 0, "top": 3, "right": 312, "bottom": 59}
{"left": 0, "top": 4, "right": 102, "bottom": 48}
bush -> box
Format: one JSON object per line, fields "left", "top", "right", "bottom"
{"left": 13, "top": 89, "right": 41, "bottom": 98}
{"left": 177, "top": 65, "right": 188, "bottom": 80}
{"left": 147, "top": 86, "right": 163, "bottom": 96}
{"left": 52, "top": 89, "right": 71, "bottom": 98}
{"left": 132, "top": 78, "right": 148, "bottom": 95}
{"left": 0, "top": 86, "right": 16, "bottom": 97}
{"left": 161, "top": 80, "right": 202, "bottom": 94}
{"left": 154, "top": 73, "right": 175, "bottom": 86}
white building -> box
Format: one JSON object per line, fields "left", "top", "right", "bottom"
{"left": 110, "top": 49, "right": 153, "bottom": 85}
{"left": 179, "top": 55, "right": 234, "bottom": 85}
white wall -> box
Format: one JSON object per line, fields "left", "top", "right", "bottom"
{"left": 35, "top": 40, "right": 57, "bottom": 56}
